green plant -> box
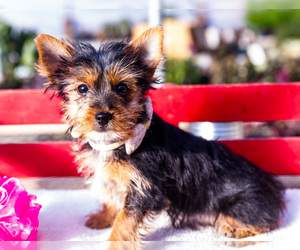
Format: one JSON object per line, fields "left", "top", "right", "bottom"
{"left": 246, "top": 0, "right": 300, "bottom": 39}
{"left": 0, "top": 21, "right": 37, "bottom": 89}
{"left": 165, "top": 58, "right": 202, "bottom": 85}
{"left": 104, "top": 20, "right": 131, "bottom": 39}
{"left": 211, "top": 56, "right": 259, "bottom": 84}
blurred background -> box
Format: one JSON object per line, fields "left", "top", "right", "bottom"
{"left": 1, "top": 0, "right": 300, "bottom": 137}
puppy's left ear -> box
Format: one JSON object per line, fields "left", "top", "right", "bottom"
{"left": 130, "top": 27, "right": 163, "bottom": 71}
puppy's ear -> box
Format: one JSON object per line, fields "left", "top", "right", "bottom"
{"left": 35, "top": 34, "right": 73, "bottom": 78}
{"left": 130, "top": 27, "right": 163, "bottom": 70}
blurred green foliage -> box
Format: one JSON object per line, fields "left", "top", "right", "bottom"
{"left": 211, "top": 56, "right": 258, "bottom": 84}
{"left": 0, "top": 21, "right": 37, "bottom": 89}
{"left": 246, "top": 0, "right": 300, "bottom": 39}
{"left": 165, "top": 58, "right": 202, "bottom": 85}
{"left": 284, "top": 58, "right": 300, "bottom": 82}
{"left": 164, "top": 53, "right": 300, "bottom": 85}
{"left": 104, "top": 20, "right": 131, "bottom": 38}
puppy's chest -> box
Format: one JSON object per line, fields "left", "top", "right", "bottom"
{"left": 92, "top": 150, "right": 150, "bottom": 204}
{"left": 94, "top": 151, "right": 135, "bottom": 190}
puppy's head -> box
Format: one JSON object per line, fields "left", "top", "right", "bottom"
{"left": 36, "top": 27, "right": 163, "bottom": 143}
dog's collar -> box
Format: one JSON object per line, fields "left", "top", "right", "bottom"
{"left": 88, "top": 140, "right": 125, "bottom": 151}
{"left": 87, "top": 120, "right": 150, "bottom": 153}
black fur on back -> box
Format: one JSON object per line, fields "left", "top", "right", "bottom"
{"left": 115, "top": 113, "right": 285, "bottom": 230}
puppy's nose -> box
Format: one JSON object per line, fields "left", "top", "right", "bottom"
{"left": 95, "top": 112, "right": 112, "bottom": 126}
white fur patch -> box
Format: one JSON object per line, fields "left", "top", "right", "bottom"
{"left": 90, "top": 155, "right": 124, "bottom": 210}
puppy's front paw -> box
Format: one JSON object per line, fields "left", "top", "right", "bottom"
{"left": 86, "top": 204, "right": 119, "bottom": 229}
{"left": 86, "top": 209, "right": 117, "bottom": 229}
{"left": 85, "top": 212, "right": 112, "bottom": 229}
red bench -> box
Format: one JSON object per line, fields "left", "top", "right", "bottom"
{"left": 1, "top": 83, "right": 300, "bottom": 178}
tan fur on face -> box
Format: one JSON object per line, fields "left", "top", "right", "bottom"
{"left": 61, "top": 85, "right": 143, "bottom": 141}
{"left": 74, "top": 67, "right": 100, "bottom": 87}
{"left": 106, "top": 66, "right": 138, "bottom": 88}
{"left": 55, "top": 65, "right": 145, "bottom": 141}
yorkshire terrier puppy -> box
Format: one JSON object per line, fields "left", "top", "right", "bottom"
{"left": 35, "top": 27, "right": 284, "bottom": 241}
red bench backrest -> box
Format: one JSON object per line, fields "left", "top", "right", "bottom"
{"left": 1, "top": 83, "right": 300, "bottom": 177}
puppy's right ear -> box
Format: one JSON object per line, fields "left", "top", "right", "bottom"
{"left": 35, "top": 34, "right": 73, "bottom": 78}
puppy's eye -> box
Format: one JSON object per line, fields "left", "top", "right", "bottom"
{"left": 78, "top": 84, "right": 89, "bottom": 95}
{"left": 116, "top": 83, "right": 128, "bottom": 94}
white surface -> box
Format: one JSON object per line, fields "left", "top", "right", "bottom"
{"left": 30, "top": 189, "right": 300, "bottom": 249}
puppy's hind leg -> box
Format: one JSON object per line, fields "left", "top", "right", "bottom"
{"left": 215, "top": 214, "right": 271, "bottom": 239}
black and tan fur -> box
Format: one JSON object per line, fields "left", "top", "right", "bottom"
{"left": 35, "top": 27, "right": 284, "bottom": 241}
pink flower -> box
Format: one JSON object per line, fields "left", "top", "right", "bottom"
{"left": 0, "top": 177, "right": 41, "bottom": 241}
